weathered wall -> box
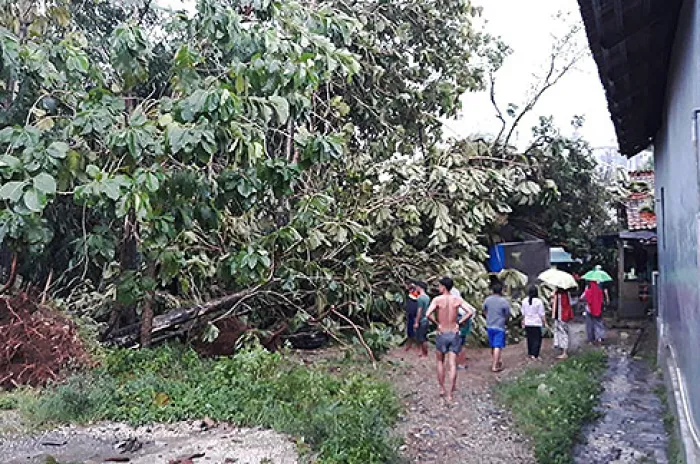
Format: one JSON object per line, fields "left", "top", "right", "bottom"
{"left": 654, "top": 0, "right": 700, "bottom": 457}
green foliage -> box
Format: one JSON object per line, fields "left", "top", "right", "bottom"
{"left": 0, "top": 393, "right": 18, "bottom": 410}
{"left": 0, "top": 0, "right": 619, "bottom": 355}
{"left": 508, "top": 117, "right": 623, "bottom": 258}
{"left": 361, "top": 323, "right": 402, "bottom": 357}
{"left": 497, "top": 350, "right": 607, "bottom": 464}
{"left": 26, "top": 345, "right": 401, "bottom": 463}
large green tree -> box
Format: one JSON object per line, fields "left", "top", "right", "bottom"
{"left": 0, "top": 0, "right": 618, "bottom": 352}
{"left": 0, "top": 0, "right": 363, "bottom": 345}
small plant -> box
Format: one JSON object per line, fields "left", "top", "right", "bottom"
{"left": 497, "top": 350, "right": 607, "bottom": 464}
{"left": 0, "top": 394, "right": 17, "bottom": 410}
{"left": 361, "top": 323, "right": 401, "bottom": 357}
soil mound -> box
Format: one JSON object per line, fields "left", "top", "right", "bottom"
{"left": 0, "top": 295, "right": 89, "bottom": 389}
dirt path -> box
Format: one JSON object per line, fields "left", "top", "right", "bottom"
{"left": 385, "top": 335, "right": 563, "bottom": 463}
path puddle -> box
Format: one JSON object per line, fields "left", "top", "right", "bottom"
{"left": 573, "top": 351, "right": 668, "bottom": 464}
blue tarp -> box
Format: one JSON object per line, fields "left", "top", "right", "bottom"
{"left": 487, "top": 245, "right": 505, "bottom": 272}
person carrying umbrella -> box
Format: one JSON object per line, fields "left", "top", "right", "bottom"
{"left": 581, "top": 266, "right": 612, "bottom": 345}
{"left": 552, "top": 287, "right": 574, "bottom": 359}
{"left": 538, "top": 268, "right": 576, "bottom": 360}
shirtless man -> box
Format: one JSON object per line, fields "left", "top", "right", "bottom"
{"left": 425, "top": 276, "right": 470, "bottom": 402}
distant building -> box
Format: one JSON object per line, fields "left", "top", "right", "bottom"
{"left": 592, "top": 146, "right": 653, "bottom": 181}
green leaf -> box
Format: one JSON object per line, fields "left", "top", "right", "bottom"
{"left": 167, "top": 125, "right": 186, "bottom": 153}
{"left": 143, "top": 172, "right": 159, "bottom": 192}
{"left": 33, "top": 173, "right": 57, "bottom": 194}
{"left": 336, "top": 226, "right": 348, "bottom": 243}
{"left": 47, "top": 142, "right": 69, "bottom": 159}
{"left": 0, "top": 154, "right": 21, "bottom": 169}
{"left": 0, "top": 181, "right": 25, "bottom": 201}
{"left": 268, "top": 96, "right": 290, "bottom": 123}
{"left": 235, "top": 74, "right": 246, "bottom": 94}
{"left": 102, "top": 179, "right": 121, "bottom": 200}
{"left": 23, "top": 188, "right": 43, "bottom": 212}
{"left": 86, "top": 165, "right": 101, "bottom": 178}
{"left": 130, "top": 107, "right": 148, "bottom": 127}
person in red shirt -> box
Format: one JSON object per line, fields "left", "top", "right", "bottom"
{"left": 582, "top": 281, "right": 608, "bottom": 344}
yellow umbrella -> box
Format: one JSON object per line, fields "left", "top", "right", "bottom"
{"left": 538, "top": 268, "right": 577, "bottom": 289}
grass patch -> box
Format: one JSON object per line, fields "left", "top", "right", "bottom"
{"left": 496, "top": 350, "right": 607, "bottom": 464}
{"left": 654, "top": 384, "right": 685, "bottom": 464}
{"left": 22, "top": 344, "right": 401, "bottom": 464}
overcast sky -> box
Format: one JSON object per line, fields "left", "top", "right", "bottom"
{"left": 444, "top": 0, "right": 618, "bottom": 149}
{"left": 160, "top": 0, "right": 618, "bottom": 149}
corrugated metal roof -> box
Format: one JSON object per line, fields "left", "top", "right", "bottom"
{"left": 625, "top": 170, "right": 656, "bottom": 230}
{"left": 577, "top": 0, "right": 683, "bottom": 156}
{"left": 550, "top": 247, "right": 581, "bottom": 264}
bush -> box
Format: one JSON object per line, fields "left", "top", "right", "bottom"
{"left": 0, "top": 394, "right": 18, "bottom": 410}
{"left": 25, "top": 344, "right": 401, "bottom": 464}
{"left": 496, "top": 350, "right": 607, "bottom": 464}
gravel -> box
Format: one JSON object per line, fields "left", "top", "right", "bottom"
{"left": 386, "top": 347, "right": 543, "bottom": 463}
{"left": 0, "top": 420, "right": 299, "bottom": 464}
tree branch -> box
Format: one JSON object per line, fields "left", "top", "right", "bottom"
{"left": 489, "top": 71, "right": 507, "bottom": 152}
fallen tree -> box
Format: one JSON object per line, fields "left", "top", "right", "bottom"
{"left": 103, "top": 289, "right": 255, "bottom": 347}
{"left": 0, "top": 0, "right": 622, "bottom": 353}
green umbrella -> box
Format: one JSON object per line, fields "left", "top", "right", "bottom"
{"left": 582, "top": 265, "right": 613, "bottom": 283}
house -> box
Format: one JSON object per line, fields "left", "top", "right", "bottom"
{"left": 577, "top": 0, "right": 700, "bottom": 460}
{"left": 616, "top": 170, "right": 658, "bottom": 319}
{"left": 486, "top": 240, "right": 550, "bottom": 284}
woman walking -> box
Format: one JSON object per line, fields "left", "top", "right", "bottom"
{"left": 582, "top": 281, "right": 606, "bottom": 344}
{"left": 521, "top": 286, "right": 547, "bottom": 359}
{"left": 552, "top": 288, "right": 574, "bottom": 359}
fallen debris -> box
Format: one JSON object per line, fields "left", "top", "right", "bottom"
{"left": 0, "top": 296, "right": 90, "bottom": 389}
{"left": 169, "top": 452, "right": 205, "bottom": 464}
{"left": 115, "top": 437, "right": 143, "bottom": 454}
{"left": 40, "top": 440, "right": 68, "bottom": 447}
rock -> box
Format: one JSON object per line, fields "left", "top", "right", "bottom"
{"left": 116, "top": 437, "right": 143, "bottom": 453}
{"left": 201, "top": 417, "right": 216, "bottom": 430}
{"left": 619, "top": 332, "right": 629, "bottom": 341}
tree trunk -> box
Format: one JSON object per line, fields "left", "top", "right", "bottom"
{"left": 103, "top": 213, "right": 139, "bottom": 340}
{"left": 105, "top": 288, "right": 254, "bottom": 347}
{"left": 139, "top": 261, "right": 157, "bottom": 347}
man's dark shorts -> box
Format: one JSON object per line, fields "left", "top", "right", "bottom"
{"left": 406, "top": 311, "right": 417, "bottom": 338}
{"left": 436, "top": 331, "right": 461, "bottom": 354}
{"left": 415, "top": 320, "right": 429, "bottom": 343}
